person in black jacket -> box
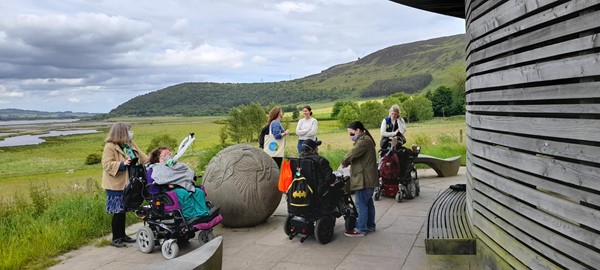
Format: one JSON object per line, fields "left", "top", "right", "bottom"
{"left": 299, "top": 139, "right": 335, "bottom": 196}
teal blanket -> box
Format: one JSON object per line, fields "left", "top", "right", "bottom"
{"left": 173, "top": 188, "right": 209, "bottom": 220}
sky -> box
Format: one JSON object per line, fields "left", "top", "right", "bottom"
{"left": 0, "top": 0, "right": 465, "bottom": 113}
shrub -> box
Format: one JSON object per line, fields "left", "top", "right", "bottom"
{"left": 146, "top": 134, "right": 178, "bottom": 153}
{"left": 401, "top": 95, "right": 434, "bottom": 123}
{"left": 85, "top": 153, "right": 101, "bottom": 165}
{"left": 337, "top": 105, "right": 359, "bottom": 128}
{"left": 358, "top": 101, "right": 387, "bottom": 128}
{"left": 196, "top": 145, "right": 228, "bottom": 177}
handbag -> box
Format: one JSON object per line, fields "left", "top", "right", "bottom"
{"left": 263, "top": 122, "right": 285, "bottom": 157}
{"left": 278, "top": 158, "right": 293, "bottom": 192}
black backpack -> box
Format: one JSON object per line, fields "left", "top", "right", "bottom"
{"left": 286, "top": 159, "right": 316, "bottom": 214}
{"left": 258, "top": 125, "right": 269, "bottom": 148}
{"left": 123, "top": 165, "right": 148, "bottom": 211}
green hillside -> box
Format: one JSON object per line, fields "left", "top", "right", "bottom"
{"left": 0, "top": 108, "right": 98, "bottom": 120}
{"left": 108, "top": 34, "right": 465, "bottom": 117}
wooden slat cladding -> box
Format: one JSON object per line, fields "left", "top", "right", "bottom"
{"left": 465, "top": 0, "right": 600, "bottom": 269}
{"left": 467, "top": 81, "right": 600, "bottom": 102}
{"left": 468, "top": 0, "right": 599, "bottom": 54}
{"left": 467, "top": 8, "right": 600, "bottom": 67}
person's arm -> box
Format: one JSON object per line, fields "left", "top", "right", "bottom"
{"left": 398, "top": 118, "right": 407, "bottom": 135}
{"left": 305, "top": 118, "right": 318, "bottom": 139}
{"left": 296, "top": 119, "right": 308, "bottom": 136}
{"left": 271, "top": 120, "right": 286, "bottom": 139}
{"left": 380, "top": 118, "right": 395, "bottom": 138}
{"left": 319, "top": 157, "right": 335, "bottom": 186}
{"left": 102, "top": 143, "right": 125, "bottom": 177}
{"left": 341, "top": 138, "right": 370, "bottom": 167}
{"left": 132, "top": 141, "right": 150, "bottom": 164}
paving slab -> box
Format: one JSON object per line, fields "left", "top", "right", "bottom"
{"left": 50, "top": 167, "right": 468, "bottom": 270}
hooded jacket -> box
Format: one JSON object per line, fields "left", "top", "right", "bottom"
{"left": 341, "top": 132, "right": 379, "bottom": 191}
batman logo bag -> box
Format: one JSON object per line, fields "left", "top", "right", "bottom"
{"left": 286, "top": 175, "right": 313, "bottom": 209}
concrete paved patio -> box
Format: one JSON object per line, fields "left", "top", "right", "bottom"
{"left": 51, "top": 167, "right": 468, "bottom": 270}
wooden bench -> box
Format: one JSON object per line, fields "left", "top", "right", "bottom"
{"left": 414, "top": 154, "right": 461, "bottom": 177}
{"left": 425, "top": 189, "right": 476, "bottom": 255}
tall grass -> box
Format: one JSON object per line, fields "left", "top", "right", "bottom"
{"left": 0, "top": 179, "right": 135, "bottom": 269}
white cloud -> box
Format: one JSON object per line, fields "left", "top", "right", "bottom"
{"left": 22, "top": 78, "right": 84, "bottom": 86}
{"left": 251, "top": 55, "right": 267, "bottom": 65}
{"left": 0, "top": 85, "right": 24, "bottom": 97}
{"left": 301, "top": 35, "right": 319, "bottom": 44}
{"left": 153, "top": 44, "right": 245, "bottom": 68}
{"left": 171, "top": 18, "right": 188, "bottom": 32}
{"left": 68, "top": 97, "right": 80, "bottom": 103}
{"left": 274, "top": 2, "right": 316, "bottom": 14}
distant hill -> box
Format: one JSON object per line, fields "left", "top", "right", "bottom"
{"left": 0, "top": 108, "right": 98, "bottom": 121}
{"left": 109, "top": 34, "right": 465, "bottom": 117}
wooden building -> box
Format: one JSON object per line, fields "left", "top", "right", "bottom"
{"left": 390, "top": 0, "right": 600, "bottom": 268}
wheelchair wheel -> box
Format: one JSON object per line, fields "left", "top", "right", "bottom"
{"left": 161, "top": 239, "right": 179, "bottom": 260}
{"left": 314, "top": 216, "right": 335, "bottom": 244}
{"left": 395, "top": 192, "right": 403, "bottom": 203}
{"left": 405, "top": 180, "right": 417, "bottom": 200}
{"left": 411, "top": 168, "right": 420, "bottom": 196}
{"left": 197, "top": 230, "right": 215, "bottom": 246}
{"left": 137, "top": 226, "right": 155, "bottom": 254}
{"left": 344, "top": 215, "right": 356, "bottom": 232}
{"left": 373, "top": 186, "right": 381, "bottom": 201}
{"left": 283, "top": 214, "right": 293, "bottom": 236}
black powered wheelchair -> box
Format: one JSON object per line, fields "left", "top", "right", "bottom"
{"left": 283, "top": 157, "right": 357, "bottom": 244}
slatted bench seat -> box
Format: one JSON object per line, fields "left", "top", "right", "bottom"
{"left": 425, "top": 188, "right": 476, "bottom": 255}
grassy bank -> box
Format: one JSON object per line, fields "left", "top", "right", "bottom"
{"left": 0, "top": 180, "right": 137, "bottom": 269}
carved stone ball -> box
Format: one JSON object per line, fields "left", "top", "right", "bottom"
{"left": 203, "top": 144, "right": 281, "bottom": 227}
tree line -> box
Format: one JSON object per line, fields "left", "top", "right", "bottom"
{"left": 218, "top": 82, "right": 466, "bottom": 145}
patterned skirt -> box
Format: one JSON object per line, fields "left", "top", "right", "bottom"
{"left": 106, "top": 190, "right": 125, "bottom": 214}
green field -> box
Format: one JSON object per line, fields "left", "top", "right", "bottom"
{"left": 0, "top": 115, "right": 466, "bottom": 199}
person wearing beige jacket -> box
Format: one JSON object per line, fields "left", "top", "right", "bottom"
{"left": 101, "top": 122, "right": 148, "bottom": 248}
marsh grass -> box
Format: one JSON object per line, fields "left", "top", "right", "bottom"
{"left": 0, "top": 179, "right": 137, "bottom": 269}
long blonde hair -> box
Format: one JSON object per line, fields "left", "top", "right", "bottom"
{"left": 105, "top": 122, "right": 131, "bottom": 144}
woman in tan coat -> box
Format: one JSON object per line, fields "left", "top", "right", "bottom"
{"left": 102, "top": 122, "right": 148, "bottom": 247}
{"left": 341, "top": 121, "right": 378, "bottom": 237}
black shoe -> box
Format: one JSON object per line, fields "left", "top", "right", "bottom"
{"left": 122, "top": 236, "right": 136, "bottom": 243}
{"left": 110, "top": 239, "right": 127, "bottom": 248}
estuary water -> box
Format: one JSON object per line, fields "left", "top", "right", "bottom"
{"left": 0, "top": 119, "right": 98, "bottom": 147}
{"left": 0, "top": 129, "right": 98, "bottom": 147}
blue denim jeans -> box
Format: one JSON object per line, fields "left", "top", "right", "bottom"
{"left": 297, "top": 140, "right": 304, "bottom": 155}
{"left": 354, "top": 188, "right": 376, "bottom": 232}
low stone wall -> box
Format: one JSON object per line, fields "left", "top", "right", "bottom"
{"left": 142, "top": 236, "right": 223, "bottom": 270}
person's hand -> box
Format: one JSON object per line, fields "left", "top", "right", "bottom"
{"left": 124, "top": 158, "right": 132, "bottom": 166}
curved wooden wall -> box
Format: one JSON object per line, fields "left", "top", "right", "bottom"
{"left": 465, "top": 0, "right": 600, "bottom": 269}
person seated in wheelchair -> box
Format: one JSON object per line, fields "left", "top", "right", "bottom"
{"left": 147, "top": 146, "right": 209, "bottom": 220}
{"left": 380, "top": 104, "right": 406, "bottom": 151}
{"left": 299, "top": 139, "right": 336, "bottom": 196}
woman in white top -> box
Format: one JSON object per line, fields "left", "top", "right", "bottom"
{"left": 295, "top": 105, "right": 318, "bottom": 154}
{"left": 380, "top": 104, "right": 406, "bottom": 150}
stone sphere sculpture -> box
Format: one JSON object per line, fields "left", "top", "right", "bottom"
{"left": 203, "top": 144, "right": 281, "bottom": 227}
